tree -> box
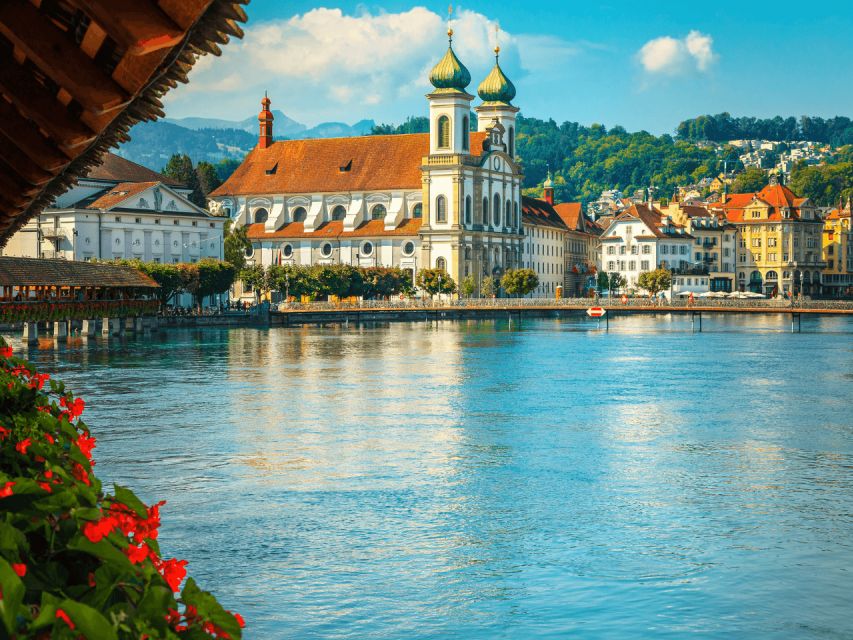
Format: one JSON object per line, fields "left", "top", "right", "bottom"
{"left": 193, "top": 259, "right": 236, "bottom": 307}
{"left": 416, "top": 268, "right": 457, "bottom": 297}
{"left": 239, "top": 264, "right": 266, "bottom": 303}
{"left": 731, "top": 167, "right": 767, "bottom": 194}
{"left": 162, "top": 154, "right": 204, "bottom": 206}
{"left": 608, "top": 272, "right": 626, "bottom": 297}
{"left": 460, "top": 274, "right": 476, "bottom": 298}
{"left": 501, "top": 268, "right": 539, "bottom": 297}
{"left": 223, "top": 219, "right": 251, "bottom": 270}
{"left": 596, "top": 271, "right": 610, "bottom": 295}
{"left": 637, "top": 268, "right": 672, "bottom": 298}
{"left": 480, "top": 275, "right": 496, "bottom": 298}
{"left": 195, "top": 161, "right": 222, "bottom": 198}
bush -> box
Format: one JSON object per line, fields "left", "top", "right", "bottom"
{"left": 0, "top": 341, "right": 244, "bottom": 639}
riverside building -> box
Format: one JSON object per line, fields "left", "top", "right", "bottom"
{"left": 211, "top": 26, "right": 535, "bottom": 299}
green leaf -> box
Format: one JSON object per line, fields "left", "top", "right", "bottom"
{"left": 0, "top": 521, "right": 27, "bottom": 553}
{"left": 0, "top": 557, "right": 26, "bottom": 634}
{"left": 68, "top": 536, "right": 134, "bottom": 571}
{"left": 57, "top": 599, "right": 118, "bottom": 640}
{"left": 137, "top": 585, "right": 174, "bottom": 630}
{"left": 113, "top": 485, "right": 148, "bottom": 519}
{"left": 30, "top": 592, "right": 61, "bottom": 630}
{"left": 182, "top": 578, "right": 242, "bottom": 639}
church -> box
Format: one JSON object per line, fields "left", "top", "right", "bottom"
{"left": 211, "top": 27, "right": 563, "bottom": 297}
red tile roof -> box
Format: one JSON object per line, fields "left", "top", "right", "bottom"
{"left": 521, "top": 196, "right": 569, "bottom": 230}
{"left": 85, "top": 182, "right": 157, "bottom": 210}
{"left": 85, "top": 153, "right": 180, "bottom": 186}
{"left": 553, "top": 202, "right": 583, "bottom": 231}
{"left": 715, "top": 183, "right": 813, "bottom": 223}
{"left": 616, "top": 203, "right": 693, "bottom": 239}
{"left": 212, "top": 132, "right": 489, "bottom": 197}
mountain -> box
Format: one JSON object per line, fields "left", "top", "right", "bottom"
{"left": 117, "top": 112, "right": 376, "bottom": 171}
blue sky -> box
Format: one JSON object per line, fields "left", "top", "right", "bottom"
{"left": 163, "top": 0, "right": 853, "bottom": 134}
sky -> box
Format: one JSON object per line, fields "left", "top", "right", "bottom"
{"left": 162, "top": 0, "right": 853, "bottom": 135}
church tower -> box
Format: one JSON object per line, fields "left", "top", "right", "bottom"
{"left": 474, "top": 45, "right": 518, "bottom": 158}
{"left": 427, "top": 27, "right": 473, "bottom": 155}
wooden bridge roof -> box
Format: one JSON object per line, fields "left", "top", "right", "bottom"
{"left": 0, "top": 0, "right": 248, "bottom": 245}
{"left": 0, "top": 256, "right": 158, "bottom": 288}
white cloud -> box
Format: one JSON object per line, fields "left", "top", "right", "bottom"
{"left": 162, "top": 7, "right": 581, "bottom": 124}
{"left": 637, "top": 30, "right": 717, "bottom": 76}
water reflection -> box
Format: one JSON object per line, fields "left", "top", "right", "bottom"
{"left": 11, "top": 316, "right": 853, "bottom": 639}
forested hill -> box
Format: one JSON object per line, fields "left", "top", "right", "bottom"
{"left": 676, "top": 113, "right": 853, "bottom": 145}
{"left": 372, "top": 115, "right": 736, "bottom": 205}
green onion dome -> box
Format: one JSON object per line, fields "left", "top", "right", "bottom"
{"left": 477, "top": 47, "right": 516, "bottom": 104}
{"left": 429, "top": 29, "right": 472, "bottom": 92}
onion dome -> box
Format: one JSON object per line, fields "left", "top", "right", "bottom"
{"left": 543, "top": 173, "right": 554, "bottom": 189}
{"left": 429, "top": 29, "right": 472, "bottom": 92}
{"left": 478, "top": 46, "right": 516, "bottom": 104}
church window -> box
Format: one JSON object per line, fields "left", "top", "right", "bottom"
{"left": 371, "top": 204, "right": 386, "bottom": 220}
{"left": 493, "top": 194, "right": 501, "bottom": 227}
{"left": 361, "top": 241, "right": 374, "bottom": 256}
{"left": 283, "top": 244, "right": 293, "bottom": 258}
{"left": 462, "top": 116, "right": 469, "bottom": 150}
{"left": 435, "top": 195, "right": 447, "bottom": 223}
{"left": 292, "top": 207, "right": 307, "bottom": 222}
{"left": 482, "top": 197, "right": 489, "bottom": 225}
{"left": 505, "top": 201, "right": 511, "bottom": 227}
{"left": 254, "top": 208, "right": 268, "bottom": 224}
{"left": 320, "top": 243, "right": 333, "bottom": 257}
{"left": 331, "top": 205, "right": 346, "bottom": 221}
{"left": 513, "top": 202, "right": 519, "bottom": 228}
{"left": 412, "top": 203, "right": 423, "bottom": 219}
{"left": 436, "top": 257, "right": 447, "bottom": 272}
{"left": 437, "top": 116, "right": 451, "bottom": 149}
{"left": 509, "top": 127, "right": 515, "bottom": 157}
{"left": 403, "top": 241, "right": 415, "bottom": 256}
{"left": 465, "top": 196, "right": 472, "bottom": 225}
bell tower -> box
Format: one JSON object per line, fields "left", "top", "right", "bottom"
{"left": 258, "top": 93, "right": 274, "bottom": 149}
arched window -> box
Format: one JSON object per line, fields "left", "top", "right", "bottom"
{"left": 513, "top": 202, "right": 519, "bottom": 228}
{"left": 505, "top": 201, "right": 511, "bottom": 227}
{"left": 482, "top": 197, "right": 489, "bottom": 225}
{"left": 766, "top": 270, "right": 778, "bottom": 280}
{"left": 508, "top": 126, "right": 515, "bottom": 157}
{"left": 254, "top": 208, "right": 268, "bottom": 224}
{"left": 412, "top": 203, "right": 423, "bottom": 219}
{"left": 465, "top": 196, "right": 472, "bottom": 225}
{"left": 464, "top": 246, "right": 471, "bottom": 260}
{"left": 436, "top": 257, "right": 447, "bottom": 272}
{"left": 462, "top": 116, "right": 469, "bottom": 150}
{"left": 493, "top": 194, "right": 501, "bottom": 227}
{"left": 292, "top": 206, "right": 307, "bottom": 222}
{"left": 371, "top": 204, "right": 386, "bottom": 220}
{"left": 437, "top": 116, "right": 451, "bottom": 149}
{"left": 750, "top": 270, "right": 762, "bottom": 282}
{"left": 435, "top": 195, "right": 447, "bottom": 223}
{"left": 331, "top": 205, "right": 346, "bottom": 221}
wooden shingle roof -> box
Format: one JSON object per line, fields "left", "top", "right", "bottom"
{"left": 0, "top": 0, "right": 247, "bottom": 245}
{"left": 0, "top": 256, "right": 158, "bottom": 288}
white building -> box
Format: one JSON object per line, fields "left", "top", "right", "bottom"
{"left": 521, "top": 196, "right": 567, "bottom": 297}
{"left": 599, "top": 203, "right": 694, "bottom": 294}
{"left": 210, "top": 27, "right": 528, "bottom": 299}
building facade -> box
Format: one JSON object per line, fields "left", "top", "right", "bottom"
{"left": 711, "top": 179, "right": 824, "bottom": 295}
{"left": 521, "top": 196, "right": 567, "bottom": 297}
{"left": 211, "top": 30, "right": 528, "bottom": 299}
{"left": 821, "top": 200, "right": 852, "bottom": 297}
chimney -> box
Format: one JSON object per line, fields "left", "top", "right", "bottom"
{"left": 258, "top": 93, "right": 274, "bottom": 149}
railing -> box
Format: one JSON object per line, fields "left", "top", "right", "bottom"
{"left": 0, "top": 299, "right": 159, "bottom": 323}
{"left": 272, "top": 297, "right": 853, "bottom": 312}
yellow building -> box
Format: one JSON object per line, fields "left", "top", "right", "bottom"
{"left": 822, "top": 200, "right": 852, "bottom": 297}
{"left": 712, "top": 178, "right": 824, "bottom": 296}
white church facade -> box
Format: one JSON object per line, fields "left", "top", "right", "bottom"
{"left": 210, "top": 28, "right": 565, "bottom": 297}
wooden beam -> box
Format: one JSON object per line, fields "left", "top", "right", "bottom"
{"left": 0, "top": 0, "right": 130, "bottom": 115}
{"left": 0, "top": 133, "right": 54, "bottom": 186}
{"left": 67, "top": 0, "right": 185, "bottom": 56}
{"left": 0, "top": 99, "right": 71, "bottom": 172}
{"left": 157, "top": 0, "right": 215, "bottom": 31}
{"left": 0, "top": 52, "right": 97, "bottom": 151}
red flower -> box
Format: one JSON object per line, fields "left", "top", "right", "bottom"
{"left": 158, "top": 558, "right": 188, "bottom": 592}
{"left": 11, "top": 563, "right": 26, "bottom": 577}
{"left": 28, "top": 373, "right": 49, "bottom": 390}
{"left": 0, "top": 346, "right": 12, "bottom": 358}
{"left": 125, "top": 543, "right": 150, "bottom": 565}
{"left": 234, "top": 613, "right": 246, "bottom": 629}
{"left": 60, "top": 396, "right": 85, "bottom": 419}
{"left": 38, "top": 482, "right": 52, "bottom": 493}
{"left": 56, "top": 609, "right": 75, "bottom": 630}
{"left": 43, "top": 433, "right": 55, "bottom": 444}
{"left": 0, "top": 482, "right": 14, "bottom": 498}
{"left": 0, "top": 426, "right": 9, "bottom": 441}
{"left": 72, "top": 463, "right": 91, "bottom": 486}
{"left": 88, "top": 572, "right": 96, "bottom": 588}
{"left": 15, "top": 438, "right": 32, "bottom": 455}
{"left": 82, "top": 516, "right": 117, "bottom": 543}
{"left": 75, "top": 433, "right": 96, "bottom": 459}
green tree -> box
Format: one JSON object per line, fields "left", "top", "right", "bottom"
{"left": 416, "top": 268, "right": 457, "bottom": 297}
{"left": 195, "top": 160, "right": 222, "bottom": 198}
{"left": 192, "top": 259, "right": 236, "bottom": 306}
{"left": 608, "top": 272, "right": 626, "bottom": 297}
{"left": 480, "top": 275, "right": 496, "bottom": 298}
{"left": 501, "top": 268, "right": 539, "bottom": 297}
{"left": 223, "top": 219, "right": 251, "bottom": 270}
{"left": 637, "top": 268, "right": 672, "bottom": 298}
{"left": 596, "top": 271, "right": 610, "bottom": 295}
{"left": 731, "top": 167, "right": 767, "bottom": 194}
{"left": 239, "top": 264, "right": 266, "bottom": 303}
{"left": 460, "top": 274, "right": 476, "bottom": 298}
{"left": 162, "top": 154, "right": 204, "bottom": 206}
{"left": 789, "top": 161, "right": 853, "bottom": 206}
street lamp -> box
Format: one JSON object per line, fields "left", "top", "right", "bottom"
{"left": 437, "top": 272, "right": 442, "bottom": 304}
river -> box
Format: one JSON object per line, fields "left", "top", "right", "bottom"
{"left": 19, "top": 314, "right": 853, "bottom": 638}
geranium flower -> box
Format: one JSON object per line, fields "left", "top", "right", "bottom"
{"left": 158, "top": 558, "right": 188, "bottom": 592}
{"left": 15, "top": 438, "right": 32, "bottom": 455}
{"left": 56, "top": 609, "right": 75, "bottom": 630}
{"left": 75, "top": 433, "right": 96, "bottom": 458}
{"left": 0, "top": 346, "right": 12, "bottom": 358}
{"left": 12, "top": 563, "right": 26, "bottom": 577}
{"left": 125, "top": 543, "right": 150, "bottom": 565}
{"left": 0, "top": 481, "right": 14, "bottom": 498}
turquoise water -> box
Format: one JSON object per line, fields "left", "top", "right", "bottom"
{"left": 17, "top": 314, "right": 853, "bottom": 639}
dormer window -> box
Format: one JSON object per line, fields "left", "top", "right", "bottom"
{"left": 339, "top": 160, "right": 352, "bottom": 172}
{"left": 265, "top": 162, "right": 278, "bottom": 175}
